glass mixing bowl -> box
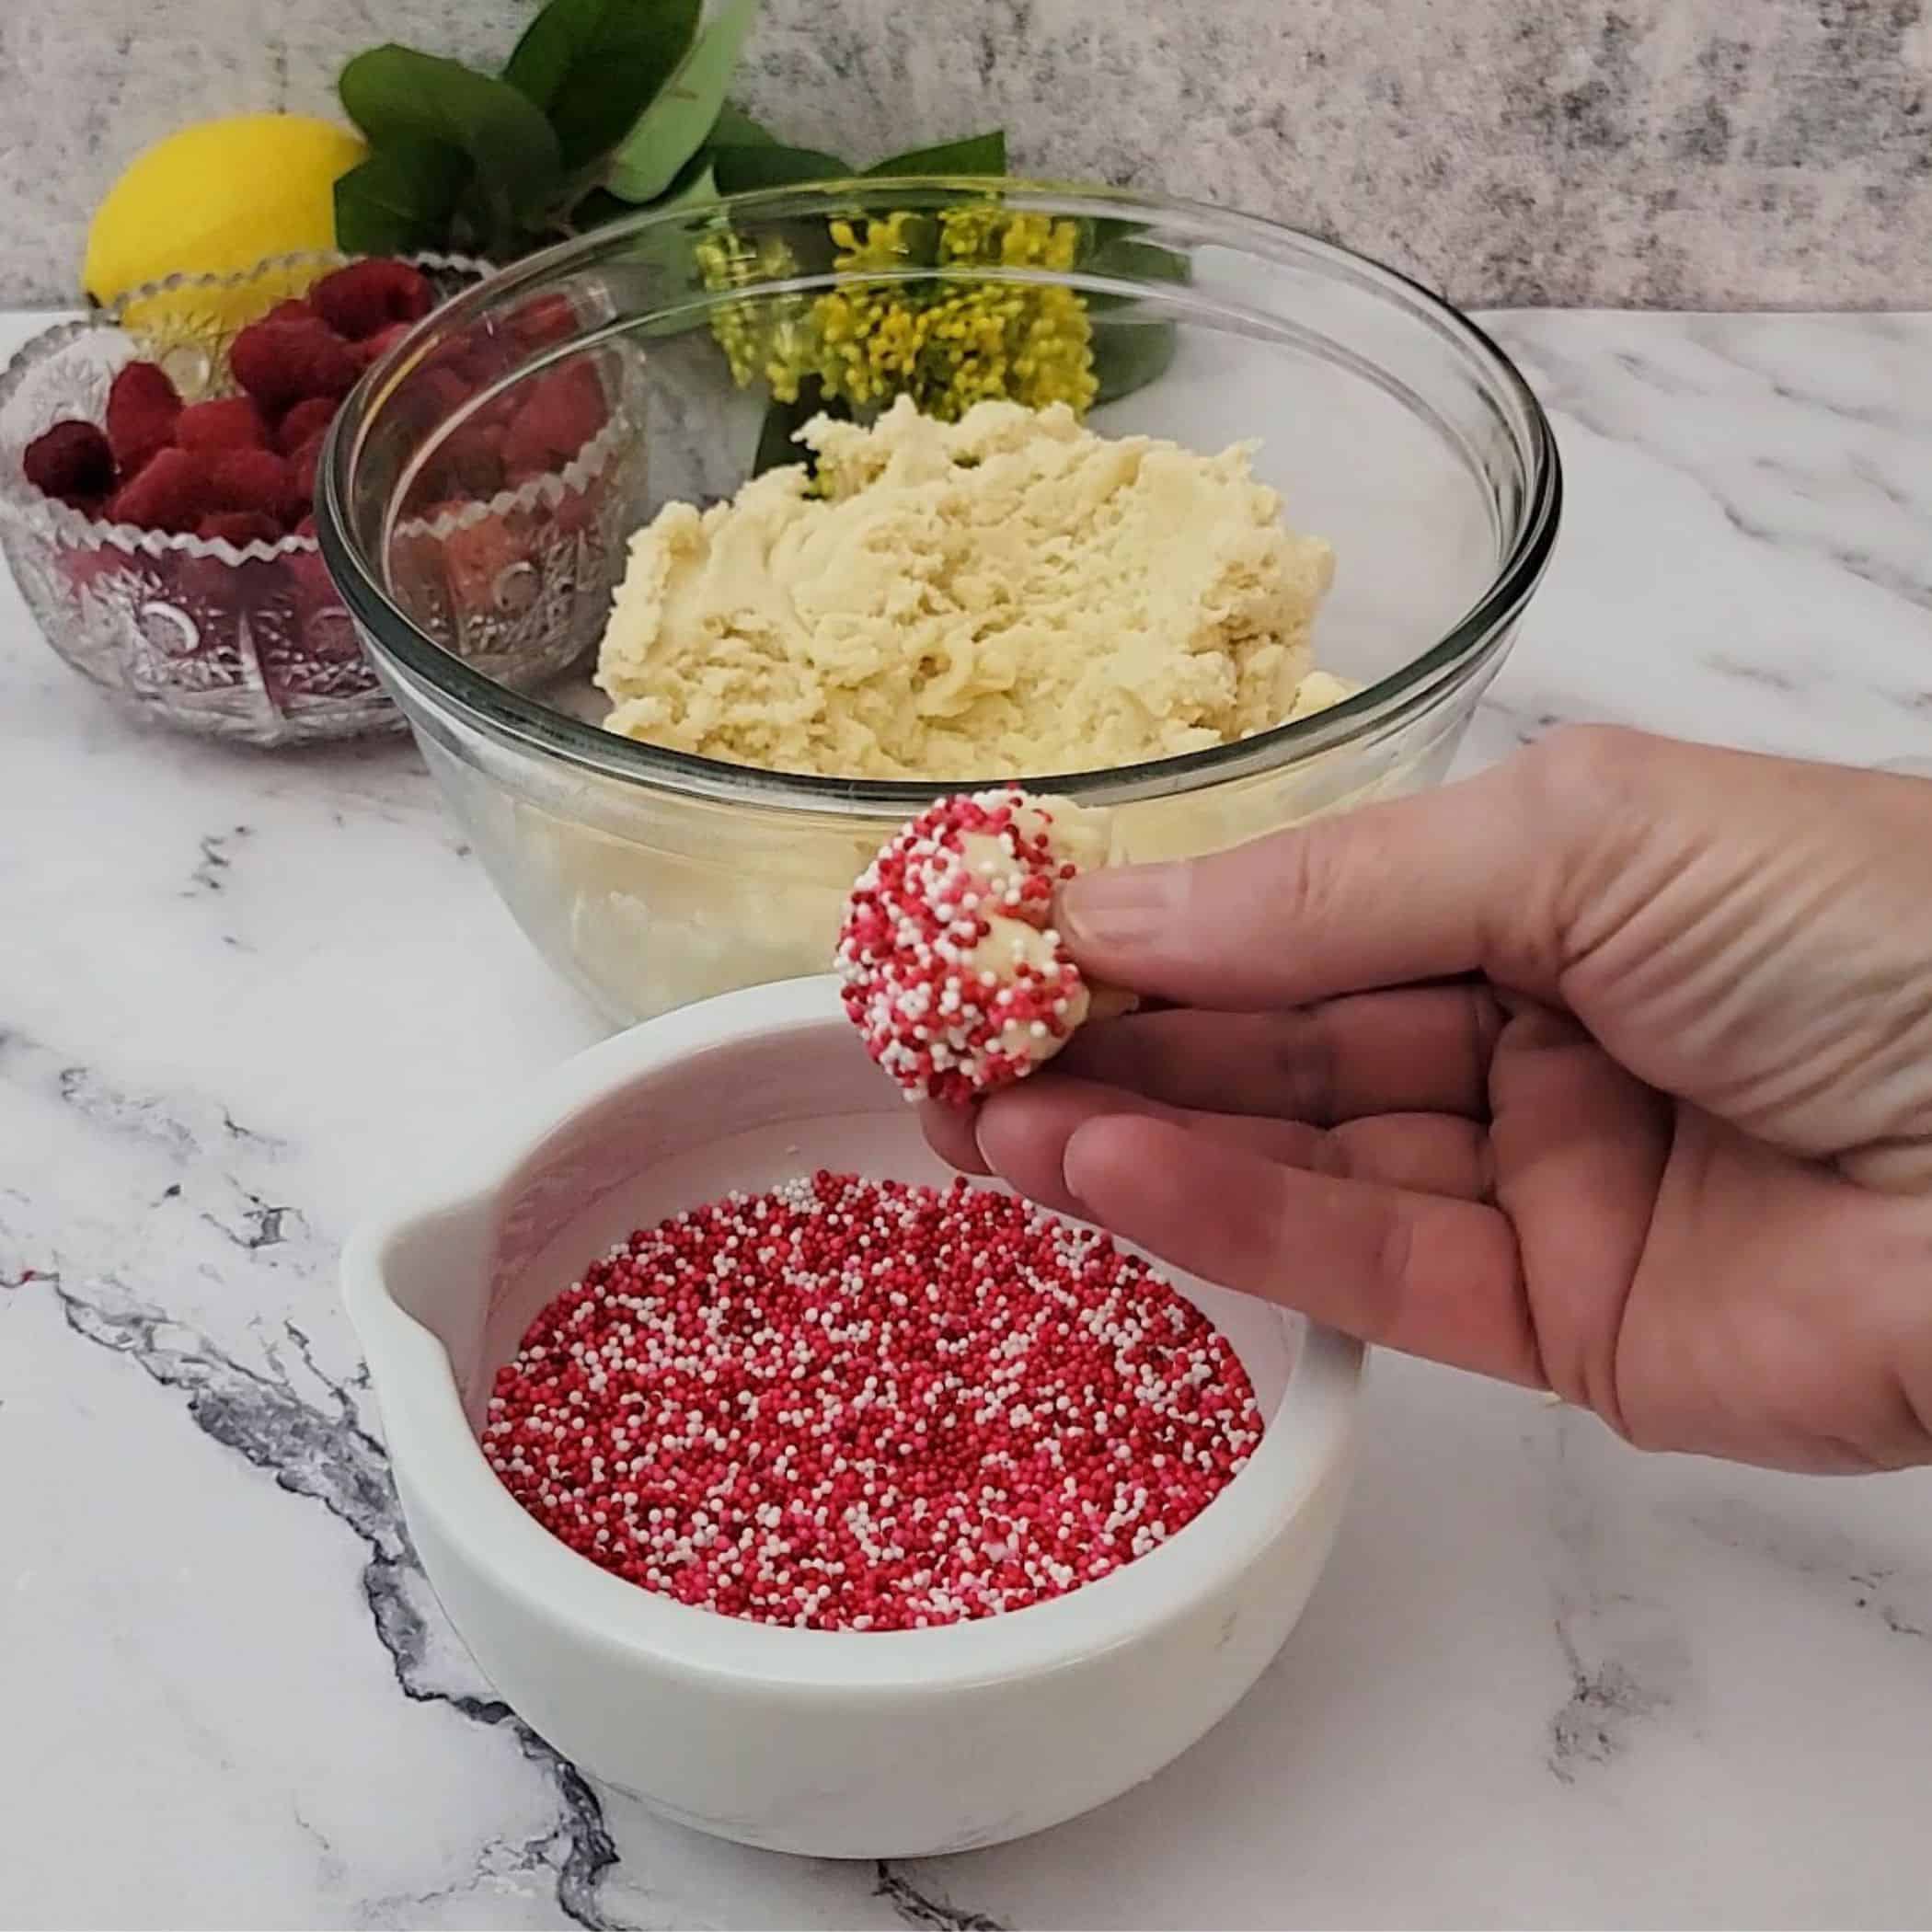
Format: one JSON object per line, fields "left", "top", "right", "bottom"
{"left": 317, "top": 182, "right": 1560, "bottom": 1025}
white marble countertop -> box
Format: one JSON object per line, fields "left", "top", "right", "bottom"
{"left": 1, "top": 309, "right": 1929, "bottom": 1931}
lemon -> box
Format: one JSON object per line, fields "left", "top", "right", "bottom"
{"left": 84, "top": 113, "right": 368, "bottom": 331}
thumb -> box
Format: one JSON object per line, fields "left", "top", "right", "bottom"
{"left": 1059, "top": 740, "right": 1598, "bottom": 1010}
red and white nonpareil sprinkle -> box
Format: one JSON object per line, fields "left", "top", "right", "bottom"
{"left": 484, "top": 1173, "right": 1261, "bottom": 1632}
{"left": 835, "top": 788, "right": 1123, "bottom": 1108}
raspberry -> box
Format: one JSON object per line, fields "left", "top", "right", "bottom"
{"left": 548, "top": 470, "right": 603, "bottom": 537}
{"left": 208, "top": 447, "right": 302, "bottom": 525}
{"left": 353, "top": 321, "right": 414, "bottom": 370}
{"left": 280, "top": 432, "right": 332, "bottom": 525}
{"left": 440, "top": 510, "right": 525, "bottom": 614}
{"left": 433, "top": 420, "right": 505, "bottom": 499}
{"left": 263, "top": 298, "right": 316, "bottom": 327}
{"left": 508, "top": 291, "right": 579, "bottom": 350}
{"left": 293, "top": 513, "right": 317, "bottom": 539}
{"left": 174, "top": 397, "right": 269, "bottom": 452}
{"left": 501, "top": 362, "right": 606, "bottom": 473}
{"left": 196, "top": 511, "right": 282, "bottom": 548}
{"left": 105, "top": 362, "right": 182, "bottom": 477}
{"left": 410, "top": 365, "right": 475, "bottom": 421}
{"left": 107, "top": 447, "right": 216, "bottom": 533}
{"left": 229, "top": 317, "right": 360, "bottom": 415}
{"left": 274, "top": 397, "right": 338, "bottom": 456}
{"left": 309, "top": 259, "right": 433, "bottom": 340}
{"left": 23, "top": 420, "right": 115, "bottom": 504}
{"left": 436, "top": 328, "right": 519, "bottom": 397}
{"left": 287, "top": 431, "right": 326, "bottom": 494}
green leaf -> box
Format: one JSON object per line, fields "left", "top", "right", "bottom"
{"left": 601, "top": 157, "right": 719, "bottom": 276}
{"left": 1089, "top": 317, "right": 1178, "bottom": 407}
{"left": 655, "top": 155, "right": 720, "bottom": 212}
{"left": 569, "top": 184, "right": 638, "bottom": 234}
{"left": 867, "top": 130, "right": 1006, "bottom": 177}
{"left": 334, "top": 141, "right": 470, "bottom": 254}
{"left": 752, "top": 377, "right": 848, "bottom": 477}
{"left": 569, "top": 152, "right": 737, "bottom": 317}
{"left": 1090, "top": 235, "right": 1188, "bottom": 285}
{"left": 753, "top": 388, "right": 811, "bottom": 476}
{"left": 574, "top": 155, "right": 731, "bottom": 315}
{"left": 504, "top": 0, "right": 700, "bottom": 171}
{"left": 1081, "top": 216, "right": 1191, "bottom": 313}
{"left": 709, "top": 141, "right": 849, "bottom": 193}
{"left": 707, "top": 100, "right": 777, "bottom": 146}
{"left": 340, "top": 46, "right": 564, "bottom": 248}
{"left": 606, "top": 0, "right": 764, "bottom": 202}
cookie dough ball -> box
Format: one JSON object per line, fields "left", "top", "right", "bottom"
{"left": 836, "top": 788, "right": 1132, "bottom": 1106}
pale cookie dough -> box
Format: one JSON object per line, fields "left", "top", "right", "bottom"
{"left": 1286, "top": 669, "right": 1356, "bottom": 720}
{"left": 837, "top": 788, "right": 1133, "bottom": 1106}
{"left": 595, "top": 395, "right": 1336, "bottom": 779}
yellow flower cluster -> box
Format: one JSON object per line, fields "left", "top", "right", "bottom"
{"left": 696, "top": 204, "right": 1098, "bottom": 421}
{"left": 692, "top": 226, "right": 814, "bottom": 397}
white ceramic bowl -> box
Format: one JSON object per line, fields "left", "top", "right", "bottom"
{"left": 342, "top": 976, "right": 1363, "bottom": 1857}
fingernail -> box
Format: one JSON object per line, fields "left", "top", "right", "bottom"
{"left": 971, "top": 1103, "right": 996, "bottom": 1174}
{"left": 1061, "top": 863, "right": 1185, "bottom": 947}
{"left": 1059, "top": 1122, "right": 1094, "bottom": 1209}
{"left": 1060, "top": 1116, "right": 1120, "bottom": 1209}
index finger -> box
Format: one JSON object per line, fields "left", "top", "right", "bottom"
{"left": 1053, "top": 987, "right": 1500, "bottom": 1122}
{"left": 1056, "top": 732, "right": 1639, "bottom": 1009}
{"left": 1060, "top": 1114, "right": 1546, "bottom": 1387}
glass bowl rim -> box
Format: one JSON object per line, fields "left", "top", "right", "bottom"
{"left": 317, "top": 178, "right": 1563, "bottom": 816}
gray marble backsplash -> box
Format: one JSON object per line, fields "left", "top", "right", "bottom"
{"left": 0, "top": 0, "right": 1925, "bottom": 309}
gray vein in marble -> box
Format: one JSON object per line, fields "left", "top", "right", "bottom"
{"left": 872, "top": 1863, "right": 1008, "bottom": 1932}
{"left": 48, "top": 1272, "right": 634, "bottom": 1932}
{"left": 1547, "top": 1616, "right": 1670, "bottom": 1784}
{"left": 1500, "top": 343, "right": 1932, "bottom": 627}
{"left": 1673, "top": 1496, "right": 1932, "bottom": 1648}
{"left": 187, "top": 823, "right": 250, "bottom": 897}
{"left": 1713, "top": 500, "right": 1932, "bottom": 617}
{"left": 1540, "top": 1417, "right": 1688, "bottom": 1785}
{"left": 50, "top": 1058, "right": 201, "bottom": 1162}
{"left": 222, "top": 1103, "right": 288, "bottom": 1149}
{"left": 0, "top": 1020, "right": 636, "bottom": 1929}
{"left": 7, "top": 1034, "right": 285, "bottom": 1186}
{"left": 1696, "top": 650, "right": 1803, "bottom": 696}
{"left": 359, "top": 1827, "right": 586, "bottom": 1932}
{"left": 289, "top": 1805, "right": 351, "bottom": 1900}
{"left": 205, "top": 1187, "right": 301, "bottom": 1252}
{"left": 1472, "top": 693, "right": 1631, "bottom": 749}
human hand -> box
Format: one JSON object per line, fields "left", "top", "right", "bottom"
{"left": 924, "top": 729, "right": 1932, "bottom": 1473}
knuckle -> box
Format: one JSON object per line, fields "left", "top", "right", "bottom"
{"left": 1309, "top": 1124, "right": 1353, "bottom": 1179}
{"left": 1503, "top": 725, "right": 1662, "bottom": 971}
{"left": 1469, "top": 1124, "right": 1501, "bottom": 1205}
{"left": 1515, "top": 722, "right": 1654, "bottom": 830}
{"left": 1267, "top": 1008, "right": 1340, "bottom": 1122}
{"left": 1246, "top": 820, "right": 1355, "bottom": 937}
{"left": 1367, "top": 1204, "right": 1420, "bottom": 1347}
{"left": 1465, "top": 983, "right": 1506, "bottom": 1071}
